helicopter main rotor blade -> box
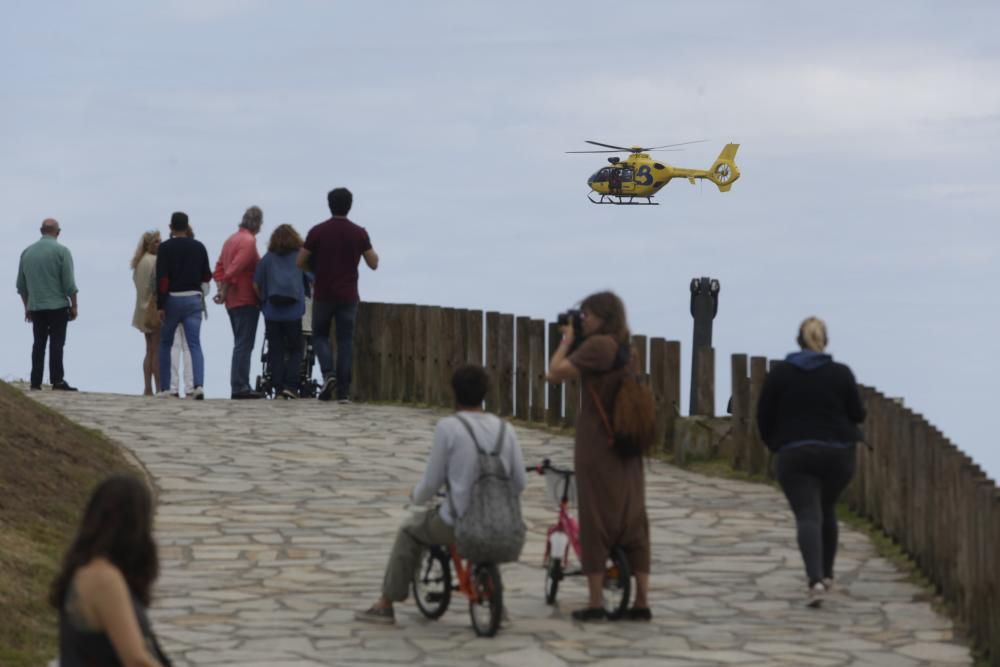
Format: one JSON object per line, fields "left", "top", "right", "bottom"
{"left": 565, "top": 149, "right": 686, "bottom": 154}
{"left": 643, "top": 140, "right": 710, "bottom": 150}
{"left": 585, "top": 140, "right": 634, "bottom": 151}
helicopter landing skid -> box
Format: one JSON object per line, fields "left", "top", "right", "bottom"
{"left": 587, "top": 193, "right": 658, "bottom": 205}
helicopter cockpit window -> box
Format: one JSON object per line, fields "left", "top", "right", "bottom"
{"left": 590, "top": 168, "right": 610, "bottom": 183}
{"left": 620, "top": 168, "right": 634, "bottom": 181}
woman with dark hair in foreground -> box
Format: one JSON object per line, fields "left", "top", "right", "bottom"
{"left": 50, "top": 475, "right": 170, "bottom": 666}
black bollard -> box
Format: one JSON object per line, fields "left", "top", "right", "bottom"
{"left": 689, "top": 277, "right": 720, "bottom": 415}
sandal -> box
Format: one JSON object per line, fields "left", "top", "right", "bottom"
{"left": 571, "top": 607, "right": 607, "bottom": 622}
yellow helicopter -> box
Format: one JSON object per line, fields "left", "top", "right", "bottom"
{"left": 568, "top": 140, "right": 741, "bottom": 205}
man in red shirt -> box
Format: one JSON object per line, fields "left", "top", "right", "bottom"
{"left": 297, "top": 188, "right": 379, "bottom": 402}
{"left": 213, "top": 206, "right": 264, "bottom": 399}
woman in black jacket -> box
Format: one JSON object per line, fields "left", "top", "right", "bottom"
{"left": 757, "top": 317, "right": 866, "bottom": 607}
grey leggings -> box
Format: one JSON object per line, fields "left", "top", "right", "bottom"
{"left": 775, "top": 445, "right": 856, "bottom": 586}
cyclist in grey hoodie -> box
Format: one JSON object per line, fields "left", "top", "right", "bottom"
{"left": 757, "top": 317, "right": 866, "bottom": 607}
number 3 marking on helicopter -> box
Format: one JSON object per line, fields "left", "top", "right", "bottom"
{"left": 636, "top": 165, "right": 653, "bottom": 186}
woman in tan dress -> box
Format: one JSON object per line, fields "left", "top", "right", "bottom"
{"left": 131, "top": 231, "right": 161, "bottom": 395}
{"left": 547, "top": 291, "right": 651, "bottom": 622}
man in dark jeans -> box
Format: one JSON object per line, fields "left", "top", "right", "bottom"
{"left": 16, "top": 219, "right": 80, "bottom": 391}
{"left": 297, "top": 188, "right": 379, "bottom": 403}
{"left": 214, "top": 206, "right": 264, "bottom": 399}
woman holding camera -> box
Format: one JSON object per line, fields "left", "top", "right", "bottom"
{"left": 757, "top": 317, "right": 866, "bottom": 607}
{"left": 547, "top": 290, "right": 651, "bottom": 622}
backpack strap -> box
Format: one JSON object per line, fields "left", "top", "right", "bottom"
{"left": 493, "top": 420, "right": 508, "bottom": 457}
{"left": 587, "top": 382, "right": 615, "bottom": 446}
{"left": 455, "top": 414, "right": 487, "bottom": 455}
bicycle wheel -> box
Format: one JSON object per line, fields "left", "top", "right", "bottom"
{"left": 603, "top": 546, "right": 631, "bottom": 620}
{"left": 412, "top": 547, "right": 451, "bottom": 619}
{"left": 469, "top": 563, "right": 503, "bottom": 637}
{"left": 544, "top": 557, "right": 562, "bottom": 605}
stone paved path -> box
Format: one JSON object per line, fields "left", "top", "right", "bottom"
{"left": 31, "top": 390, "right": 973, "bottom": 666}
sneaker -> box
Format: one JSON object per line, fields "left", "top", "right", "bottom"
{"left": 624, "top": 607, "right": 652, "bottom": 622}
{"left": 190, "top": 387, "right": 205, "bottom": 401}
{"left": 280, "top": 389, "right": 298, "bottom": 400}
{"left": 171, "top": 393, "right": 180, "bottom": 398}
{"left": 318, "top": 377, "right": 336, "bottom": 402}
{"left": 156, "top": 391, "right": 173, "bottom": 399}
{"left": 822, "top": 577, "right": 835, "bottom": 592}
{"left": 231, "top": 390, "right": 264, "bottom": 399}
{"left": 807, "top": 582, "right": 827, "bottom": 608}
{"left": 354, "top": 605, "right": 395, "bottom": 625}
{"left": 570, "top": 607, "right": 607, "bottom": 622}
{"left": 337, "top": 398, "right": 352, "bottom": 405}
{"left": 51, "top": 381, "right": 78, "bottom": 391}
{"left": 29, "top": 384, "right": 42, "bottom": 391}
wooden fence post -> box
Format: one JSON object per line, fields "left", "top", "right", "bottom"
{"left": 498, "top": 314, "right": 515, "bottom": 417}
{"left": 515, "top": 316, "right": 530, "bottom": 420}
{"left": 746, "top": 356, "right": 767, "bottom": 476}
{"left": 547, "top": 322, "right": 562, "bottom": 427}
{"left": 444, "top": 308, "right": 464, "bottom": 405}
{"left": 400, "top": 305, "right": 416, "bottom": 403}
{"left": 529, "top": 319, "right": 546, "bottom": 422}
{"left": 485, "top": 312, "right": 500, "bottom": 412}
{"left": 425, "top": 306, "right": 443, "bottom": 407}
{"left": 380, "top": 303, "right": 400, "bottom": 402}
{"left": 631, "top": 335, "right": 648, "bottom": 377}
{"left": 465, "top": 309, "right": 483, "bottom": 366}
{"left": 352, "top": 302, "right": 373, "bottom": 402}
{"left": 729, "top": 354, "right": 749, "bottom": 471}
{"left": 649, "top": 339, "right": 667, "bottom": 454}
{"left": 413, "top": 306, "right": 427, "bottom": 404}
{"left": 664, "top": 341, "right": 681, "bottom": 453}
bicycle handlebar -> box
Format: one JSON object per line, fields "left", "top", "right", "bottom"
{"left": 525, "top": 458, "right": 574, "bottom": 477}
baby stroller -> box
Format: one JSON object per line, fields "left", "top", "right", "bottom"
{"left": 255, "top": 296, "right": 321, "bottom": 399}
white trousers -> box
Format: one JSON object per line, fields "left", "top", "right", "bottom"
{"left": 170, "top": 326, "right": 195, "bottom": 395}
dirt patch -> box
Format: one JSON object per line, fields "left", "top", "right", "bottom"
{"left": 0, "top": 381, "right": 140, "bottom": 667}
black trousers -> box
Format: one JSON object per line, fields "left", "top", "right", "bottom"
{"left": 265, "top": 319, "right": 304, "bottom": 393}
{"left": 775, "top": 445, "right": 856, "bottom": 585}
{"left": 30, "top": 307, "right": 70, "bottom": 387}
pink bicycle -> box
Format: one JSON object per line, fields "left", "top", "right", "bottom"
{"left": 527, "top": 459, "right": 632, "bottom": 619}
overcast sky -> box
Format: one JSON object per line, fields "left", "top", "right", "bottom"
{"left": 3, "top": 1, "right": 998, "bottom": 480}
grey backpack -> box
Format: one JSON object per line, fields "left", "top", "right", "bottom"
{"left": 448, "top": 415, "right": 526, "bottom": 564}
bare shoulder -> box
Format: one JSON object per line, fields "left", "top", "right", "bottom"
{"left": 76, "top": 557, "right": 127, "bottom": 594}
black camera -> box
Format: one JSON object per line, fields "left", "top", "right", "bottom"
{"left": 556, "top": 308, "right": 584, "bottom": 352}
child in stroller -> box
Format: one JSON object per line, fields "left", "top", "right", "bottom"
{"left": 254, "top": 294, "right": 322, "bottom": 399}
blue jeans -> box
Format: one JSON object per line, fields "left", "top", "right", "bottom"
{"left": 159, "top": 295, "right": 204, "bottom": 389}
{"left": 312, "top": 301, "right": 358, "bottom": 400}
{"left": 227, "top": 305, "right": 260, "bottom": 394}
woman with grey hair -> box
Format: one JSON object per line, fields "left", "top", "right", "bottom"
{"left": 213, "top": 206, "right": 264, "bottom": 399}
{"left": 757, "top": 317, "right": 866, "bottom": 607}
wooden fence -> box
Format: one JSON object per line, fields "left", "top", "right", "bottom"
{"left": 347, "top": 302, "right": 682, "bottom": 450}
{"left": 729, "top": 354, "right": 1000, "bottom": 660}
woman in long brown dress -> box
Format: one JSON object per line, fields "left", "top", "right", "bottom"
{"left": 547, "top": 291, "right": 651, "bottom": 622}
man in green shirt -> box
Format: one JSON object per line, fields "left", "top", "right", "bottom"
{"left": 16, "top": 218, "right": 79, "bottom": 391}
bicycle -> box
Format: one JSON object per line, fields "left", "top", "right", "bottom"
{"left": 411, "top": 543, "right": 504, "bottom": 637}
{"left": 526, "top": 459, "right": 632, "bottom": 619}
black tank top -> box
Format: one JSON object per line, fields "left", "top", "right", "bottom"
{"left": 58, "top": 582, "right": 171, "bottom": 667}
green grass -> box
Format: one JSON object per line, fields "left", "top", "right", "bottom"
{"left": 0, "top": 381, "right": 142, "bottom": 667}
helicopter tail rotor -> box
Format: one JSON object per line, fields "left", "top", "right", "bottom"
{"left": 707, "top": 143, "right": 741, "bottom": 192}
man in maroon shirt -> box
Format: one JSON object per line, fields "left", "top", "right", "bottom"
{"left": 297, "top": 188, "right": 379, "bottom": 402}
